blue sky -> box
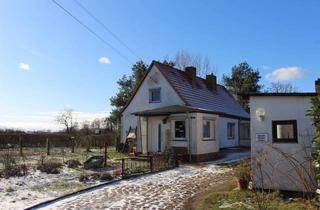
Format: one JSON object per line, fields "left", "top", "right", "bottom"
{"left": 0, "top": 0, "right": 319, "bottom": 130}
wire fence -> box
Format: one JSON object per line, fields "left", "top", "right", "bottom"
{"left": 0, "top": 133, "right": 116, "bottom": 169}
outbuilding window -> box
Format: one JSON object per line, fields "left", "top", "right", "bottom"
{"left": 227, "top": 123, "right": 235, "bottom": 139}
{"left": 149, "top": 88, "right": 161, "bottom": 103}
{"left": 272, "top": 120, "right": 297, "bottom": 143}
{"left": 174, "top": 120, "right": 186, "bottom": 139}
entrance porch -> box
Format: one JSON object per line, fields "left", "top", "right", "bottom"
{"left": 133, "top": 105, "right": 220, "bottom": 162}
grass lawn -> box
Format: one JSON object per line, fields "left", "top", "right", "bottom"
{"left": 196, "top": 190, "right": 317, "bottom": 210}
{"left": 31, "top": 181, "right": 87, "bottom": 193}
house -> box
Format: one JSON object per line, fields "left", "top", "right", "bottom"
{"left": 247, "top": 79, "right": 320, "bottom": 193}
{"left": 120, "top": 61, "right": 250, "bottom": 162}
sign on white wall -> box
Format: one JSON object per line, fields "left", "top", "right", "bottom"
{"left": 256, "top": 133, "right": 268, "bottom": 142}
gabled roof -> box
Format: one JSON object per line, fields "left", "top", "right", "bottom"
{"left": 121, "top": 61, "right": 249, "bottom": 120}
{"left": 154, "top": 62, "right": 249, "bottom": 119}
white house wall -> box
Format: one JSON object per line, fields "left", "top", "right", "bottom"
{"left": 250, "top": 96, "right": 316, "bottom": 192}
{"left": 121, "top": 65, "right": 184, "bottom": 146}
{"left": 218, "top": 117, "right": 239, "bottom": 148}
{"left": 195, "top": 113, "right": 220, "bottom": 154}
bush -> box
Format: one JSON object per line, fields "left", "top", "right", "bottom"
{"left": 89, "top": 173, "right": 100, "bottom": 180}
{"left": 0, "top": 151, "right": 16, "bottom": 169}
{"left": 66, "top": 159, "right": 81, "bottom": 168}
{"left": 79, "top": 174, "right": 89, "bottom": 182}
{"left": 37, "top": 162, "right": 63, "bottom": 174}
{"left": 0, "top": 164, "right": 28, "bottom": 178}
{"left": 234, "top": 159, "right": 251, "bottom": 190}
{"left": 78, "top": 172, "right": 114, "bottom": 182}
{"left": 100, "top": 173, "right": 113, "bottom": 181}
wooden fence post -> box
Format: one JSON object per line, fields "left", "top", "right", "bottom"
{"left": 46, "top": 137, "right": 50, "bottom": 156}
{"left": 86, "top": 136, "right": 90, "bottom": 153}
{"left": 150, "top": 156, "right": 153, "bottom": 172}
{"left": 104, "top": 142, "right": 108, "bottom": 167}
{"left": 19, "top": 135, "right": 23, "bottom": 157}
{"left": 121, "top": 159, "right": 125, "bottom": 178}
{"left": 71, "top": 136, "right": 75, "bottom": 153}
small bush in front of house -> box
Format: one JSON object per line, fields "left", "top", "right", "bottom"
{"left": 66, "top": 159, "right": 81, "bottom": 168}
{"left": 79, "top": 174, "right": 89, "bottom": 182}
{"left": 234, "top": 158, "right": 251, "bottom": 190}
{"left": 0, "top": 164, "right": 28, "bottom": 178}
{"left": 100, "top": 173, "right": 113, "bottom": 181}
{"left": 89, "top": 173, "right": 100, "bottom": 180}
{"left": 37, "top": 162, "right": 63, "bottom": 174}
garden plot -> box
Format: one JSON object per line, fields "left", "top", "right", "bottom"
{"left": 0, "top": 147, "right": 125, "bottom": 210}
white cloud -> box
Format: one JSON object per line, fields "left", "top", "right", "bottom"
{"left": 266, "top": 66, "right": 305, "bottom": 81}
{"left": 98, "top": 57, "right": 111, "bottom": 64}
{"left": 19, "top": 62, "right": 30, "bottom": 71}
{"left": 0, "top": 111, "right": 108, "bottom": 131}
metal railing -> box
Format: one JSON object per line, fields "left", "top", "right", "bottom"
{"left": 120, "top": 153, "right": 177, "bottom": 179}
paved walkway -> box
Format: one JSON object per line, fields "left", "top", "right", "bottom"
{"left": 39, "top": 149, "right": 249, "bottom": 210}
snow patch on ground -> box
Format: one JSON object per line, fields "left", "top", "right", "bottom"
{"left": 0, "top": 167, "right": 81, "bottom": 210}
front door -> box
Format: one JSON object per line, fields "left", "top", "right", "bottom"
{"left": 140, "top": 117, "right": 148, "bottom": 154}
{"left": 149, "top": 117, "right": 163, "bottom": 153}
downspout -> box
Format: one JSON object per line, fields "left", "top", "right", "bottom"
{"left": 187, "top": 111, "right": 192, "bottom": 162}
{"left": 238, "top": 119, "right": 241, "bottom": 147}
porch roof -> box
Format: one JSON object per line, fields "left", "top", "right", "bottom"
{"left": 132, "top": 105, "right": 250, "bottom": 120}
{"left": 132, "top": 105, "right": 199, "bottom": 116}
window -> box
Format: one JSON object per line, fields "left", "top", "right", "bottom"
{"left": 272, "top": 120, "right": 297, "bottom": 143}
{"left": 174, "top": 120, "right": 186, "bottom": 139}
{"left": 149, "top": 88, "right": 161, "bottom": 103}
{"left": 227, "top": 123, "right": 235, "bottom": 139}
{"left": 203, "top": 120, "right": 211, "bottom": 138}
{"left": 240, "top": 123, "right": 250, "bottom": 139}
{"left": 203, "top": 119, "right": 215, "bottom": 140}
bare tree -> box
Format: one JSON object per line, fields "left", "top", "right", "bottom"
{"left": 173, "top": 50, "right": 216, "bottom": 77}
{"left": 91, "top": 118, "right": 102, "bottom": 130}
{"left": 56, "top": 108, "right": 77, "bottom": 134}
{"left": 267, "top": 81, "right": 297, "bottom": 93}
{"left": 81, "top": 120, "right": 91, "bottom": 135}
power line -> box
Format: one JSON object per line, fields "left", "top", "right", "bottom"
{"left": 74, "top": 0, "right": 143, "bottom": 61}
{"left": 51, "top": 0, "right": 132, "bottom": 63}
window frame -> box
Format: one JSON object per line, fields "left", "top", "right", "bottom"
{"left": 227, "top": 122, "right": 236, "bottom": 140}
{"left": 202, "top": 118, "right": 216, "bottom": 141}
{"left": 149, "top": 88, "right": 161, "bottom": 103}
{"left": 173, "top": 120, "right": 187, "bottom": 141}
{"left": 272, "top": 120, "right": 298, "bottom": 143}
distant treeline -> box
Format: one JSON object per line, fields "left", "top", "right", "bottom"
{"left": 0, "top": 132, "right": 115, "bottom": 149}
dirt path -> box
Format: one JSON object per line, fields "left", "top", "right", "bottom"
{"left": 39, "top": 164, "right": 235, "bottom": 210}
{"left": 184, "top": 171, "right": 237, "bottom": 210}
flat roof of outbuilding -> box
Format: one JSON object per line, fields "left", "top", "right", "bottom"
{"left": 241, "top": 92, "right": 317, "bottom": 97}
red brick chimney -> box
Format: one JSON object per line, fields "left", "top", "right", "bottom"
{"left": 185, "top": 66, "right": 196, "bottom": 87}
{"left": 316, "top": 78, "right": 320, "bottom": 94}
{"left": 205, "top": 74, "right": 217, "bottom": 93}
